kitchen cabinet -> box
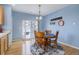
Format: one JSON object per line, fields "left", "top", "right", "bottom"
{"left": 0, "top": 36, "right": 5, "bottom": 55}
{"left": 0, "top": 34, "right": 9, "bottom": 55}
{"left": 4, "top": 35, "right": 8, "bottom": 51}
{"left": 0, "top": 5, "right": 4, "bottom": 25}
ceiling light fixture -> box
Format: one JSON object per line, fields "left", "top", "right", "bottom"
{"left": 36, "top": 4, "right": 42, "bottom": 20}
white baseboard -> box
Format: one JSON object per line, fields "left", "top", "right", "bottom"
{"left": 12, "top": 38, "right": 79, "bottom": 50}
{"left": 12, "top": 38, "right": 35, "bottom": 42}
{"left": 58, "top": 41, "right": 79, "bottom": 50}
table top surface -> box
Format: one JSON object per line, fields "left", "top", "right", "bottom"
{"left": 45, "top": 34, "right": 55, "bottom": 38}
{"left": 46, "top": 34, "right": 55, "bottom": 36}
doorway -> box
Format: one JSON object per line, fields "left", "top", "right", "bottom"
{"left": 22, "top": 20, "right": 38, "bottom": 39}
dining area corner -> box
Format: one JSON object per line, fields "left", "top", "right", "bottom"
{"left": 30, "top": 30, "right": 64, "bottom": 55}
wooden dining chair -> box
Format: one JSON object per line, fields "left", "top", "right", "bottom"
{"left": 45, "top": 30, "right": 51, "bottom": 35}
{"left": 34, "top": 31, "right": 46, "bottom": 49}
{"left": 49, "top": 31, "right": 59, "bottom": 48}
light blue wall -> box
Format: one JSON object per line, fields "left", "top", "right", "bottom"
{"left": 43, "top": 5, "right": 79, "bottom": 48}
{"left": 3, "top": 4, "right": 12, "bottom": 46}
{"left": 41, "top": 16, "right": 47, "bottom": 31}
{"left": 12, "top": 11, "right": 37, "bottom": 39}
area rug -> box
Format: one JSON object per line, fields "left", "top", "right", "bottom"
{"left": 31, "top": 44, "right": 64, "bottom": 55}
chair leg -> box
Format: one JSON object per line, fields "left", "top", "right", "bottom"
{"left": 53, "top": 42, "right": 57, "bottom": 48}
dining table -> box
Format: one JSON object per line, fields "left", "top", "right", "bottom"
{"left": 44, "top": 33, "right": 56, "bottom": 51}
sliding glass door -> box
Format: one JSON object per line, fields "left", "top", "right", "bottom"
{"left": 22, "top": 20, "right": 38, "bottom": 39}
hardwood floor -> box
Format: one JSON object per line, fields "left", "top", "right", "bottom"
{"left": 6, "top": 40, "right": 23, "bottom": 55}
{"left": 62, "top": 45, "right": 79, "bottom": 55}
{"left": 5, "top": 40, "right": 79, "bottom": 55}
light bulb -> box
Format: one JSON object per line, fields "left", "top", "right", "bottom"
{"left": 39, "top": 16, "right": 42, "bottom": 20}
{"left": 36, "top": 17, "right": 39, "bottom": 20}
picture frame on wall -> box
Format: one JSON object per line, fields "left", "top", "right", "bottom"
{"left": 50, "top": 21, "right": 55, "bottom": 25}
{"left": 58, "top": 20, "right": 64, "bottom": 26}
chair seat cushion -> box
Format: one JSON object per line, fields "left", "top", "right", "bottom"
{"left": 46, "top": 34, "right": 55, "bottom": 37}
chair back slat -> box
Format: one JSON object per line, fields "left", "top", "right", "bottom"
{"left": 55, "top": 31, "right": 59, "bottom": 41}
{"left": 34, "top": 31, "right": 45, "bottom": 38}
{"left": 34, "top": 31, "right": 46, "bottom": 48}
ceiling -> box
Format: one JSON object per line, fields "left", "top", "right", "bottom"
{"left": 12, "top": 4, "right": 69, "bottom": 16}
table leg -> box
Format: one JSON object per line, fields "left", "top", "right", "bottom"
{"left": 44, "top": 38, "right": 48, "bottom": 52}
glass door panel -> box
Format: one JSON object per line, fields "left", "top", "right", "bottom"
{"left": 22, "top": 20, "right": 38, "bottom": 39}
{"left": 22, "top": 20, "right": 31, "bottom": 39}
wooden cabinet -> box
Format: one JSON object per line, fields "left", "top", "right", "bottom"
{"left": 0, "top": 37, "right": 5, "bottom": 55}
{"left": 4, "top": 35, "right": 8, "bottom": 51}
{"left": 0, "top": 35, "right": 8, "bottom": 55}
{"left": 0, "top": 5, "right": 4, "bottom": 25}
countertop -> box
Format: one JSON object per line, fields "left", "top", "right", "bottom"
{"left": 0, "top": 31, "right": 11, "bottom": 38}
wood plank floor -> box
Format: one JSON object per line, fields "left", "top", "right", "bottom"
{"left": 5, "top": 40, "right": 79, "bottom": 55}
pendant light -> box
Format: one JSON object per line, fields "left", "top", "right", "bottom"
{"left": 36, "top": 4, "right": 42, "bottom": 20}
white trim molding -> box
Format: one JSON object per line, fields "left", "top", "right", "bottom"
{"left": 58, "top": 41, "right": 79, "bottom": 50}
